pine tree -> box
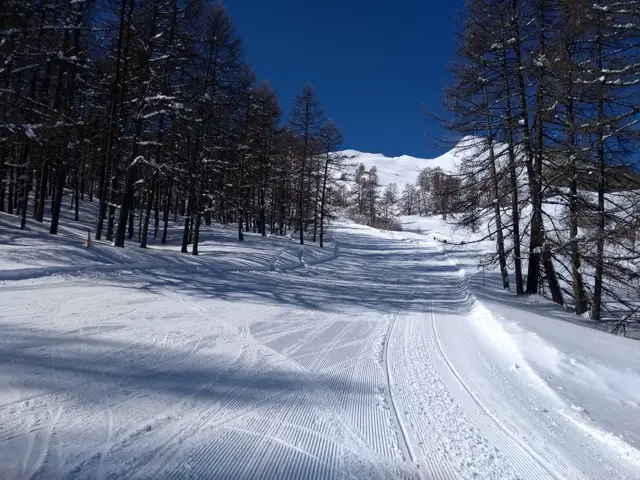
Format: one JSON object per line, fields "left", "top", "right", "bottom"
{"left": 318, "top": 120, "right": 344, "bottom": 247}
{"left": 289, "top": 84, "right": 326, "bottom": 245}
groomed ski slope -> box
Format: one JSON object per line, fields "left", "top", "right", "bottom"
{"left": 1, "top": 221, "right": 640, "bottom": 479}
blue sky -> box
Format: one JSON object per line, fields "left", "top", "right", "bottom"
{"left": 223, "top": 1, "right": 463, "bottom": 158}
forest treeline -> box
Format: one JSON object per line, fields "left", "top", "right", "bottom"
{"left": 438, "top": 0, "right": 640, "bottom": 324}
{"left": 0, "top": 0, "right": 345, "bottom": 253}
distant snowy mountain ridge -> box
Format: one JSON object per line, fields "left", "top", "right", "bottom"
{"left": 338, "top": 141, "right": 468, "bottom": 189}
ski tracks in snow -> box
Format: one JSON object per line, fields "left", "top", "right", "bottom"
{"left": 3, "top": 224, "right": 640, "bottom": 479}
{"left": 390, "top": 269, "right": 639, "bottom": 479}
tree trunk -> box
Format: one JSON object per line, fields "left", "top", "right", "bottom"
{"left": 153, "top": 178, "right": 160, "bottom": 239}
{"left": 181, "top": 208, "right": 191, "bottom": 253}
{"left": 35, "top": 156, "right": 47, "bottom": 222}
{"left": 483, "top": 84, "right": 510, "bottom": 291}
{"left": 106, "top": 166, "right": 119, "bottom": 241}
{"left": 259, "top": 187, "right": 266, "bottom": 237}
{"left": 137, "top": 188, "right": 142, "bottom": 242}
{"left": 7, "top": 165, "right": 14, "bottom": 214}
{"left": 32, "top": 166, "right": 39, "bottom": 219}
{"left": 192, "top": 184, "right": 202, "bottom": 255}
{"left": 566, "top": 71, "right": 589, "bottom": 315}
{"left": 74, "top": 162, "right": 80, "bottom": 221}
{"left": 162, "top": 175, "right": 173, "bottom": 244}
{"left": 97, "top": 0, "right": 128, "bottom": 240}
{"left": 173, "top": 191, "right": 178, "bottom": 222}
{"left": 511, "top": 0, "right": 562, "bottom": 303}
{"left": 192, "top": 212, "right": 202, "bottom": 255}
{"left": 591, "top": 11, "right": 606, "bottom": 321}
{"left": 279, "top": 202, "right": 285, "bottom": 236}
{"left": 49, "top": 160, "right": 68, "bottom": 235}
{"left": 191, "top": 155, "right": 202, "bottom": 253}
{"left": 19, "top": 145, "right": 30, "bottom": 230}
{"left": 0, "top": 149, "right": 5, "bottom": 212}
{"left": 80, "top": 156, "right": 85, "bottom": 201}
{"left": 251, "top": 189, "right": 256, "bottom": 233}
{"left": 299, "top": 157, "right": 306, "bottom": 245}
{"left": 319, "top": 155, "right": 330, "bottom": 248}
{"left": 499, "top": 43, "right": 523, "bottom": 294}
{"left": 238, "top": 210, "right": 244, "bottom": 241}
{"left": 140, "top": 176, "right": 155, "bottom": 248}
{"left": 114, "top": 163, "right": 137, "bottom": 247}
{"left": 129, "top": 203, "right": 135, "bottom": 240}
{"left": 181, "top": 184, "right": 193, "bottom": 253}
{"left": 312, "top": 167, "right": 321, "bottom": 242}
{"left": 88, "top": 160, "right": 94, "bottom": 202}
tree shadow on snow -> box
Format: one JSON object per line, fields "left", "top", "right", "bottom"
{"left": 103, "top": 235, "right": 475, "bottom": 316}
{"left": 0, "top": 321, "right": 415, "bottom": 479}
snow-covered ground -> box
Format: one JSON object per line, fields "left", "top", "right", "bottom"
{"left": 1, "top": 209, "right": 640, "bottom": 479}
{"left": 0, "top": 199, "right": 335, "bottom": 282}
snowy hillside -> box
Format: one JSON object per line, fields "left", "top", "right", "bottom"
{"left": 340, "top": 145, "right": 463, "bottom": 188}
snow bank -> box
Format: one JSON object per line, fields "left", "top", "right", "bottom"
{"left": 469, "top": 298, "right": 640, "bottom": 464}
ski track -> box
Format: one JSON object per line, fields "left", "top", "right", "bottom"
{"left": 2, "top": 223, "right": 639, "bottom": 479}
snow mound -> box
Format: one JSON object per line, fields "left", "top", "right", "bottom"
{"left": 470, "top": 299, "right": 640, "bottom": 463}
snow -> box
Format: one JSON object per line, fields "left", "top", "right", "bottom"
{"left": 482, "top": 302, "right": 640, "bottom": 441}
{"left": 339, "top": 136, "right": 521, "bottom": 191}
{"left": 1, "top": 202, "right": 640, "bottom": 479}
{"left": 339, "top": 144, "right": 462, "bottom": 189}
{"left": 24, "top": 125, "right": 36, "bottom": 138}
{"left": 398, "top": 214, "right": 482, "bottom": 243}
{"left": 0, "top": 200, "right": 334, "bottom": 281}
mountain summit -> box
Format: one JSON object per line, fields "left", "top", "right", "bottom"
{"left": 339, "top": 140, "right": 472, "bottom": 188}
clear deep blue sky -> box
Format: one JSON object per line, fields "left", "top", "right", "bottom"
{"left": 223, "top": 1, "right": 463, "bottom": 158}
